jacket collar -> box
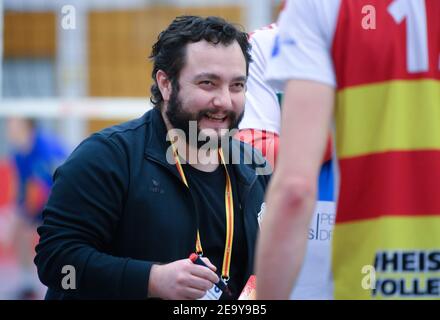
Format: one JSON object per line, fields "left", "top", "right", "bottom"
{"left": 144, "top": 107, "right": 258, "bottom": 186}
{"left": 143, "top": 108, "right": 173, "bottom": 164}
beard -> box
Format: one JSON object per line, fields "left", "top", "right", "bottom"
{"left": 165, "top": 86, "right": 244, "bottom": 149}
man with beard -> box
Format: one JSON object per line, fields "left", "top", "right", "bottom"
{"left": 35, "top": 15, "right": 270, "bottom": 300}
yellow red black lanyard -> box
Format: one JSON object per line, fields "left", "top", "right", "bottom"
{"left": 170, "top": 141, "right": 234, "bottom": 282}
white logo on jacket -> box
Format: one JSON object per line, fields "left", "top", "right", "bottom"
{"left": 257, "top": 202, "right": 266, "bottom": 227}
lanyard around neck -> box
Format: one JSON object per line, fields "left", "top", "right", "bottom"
{"left": 170, "top": 141, "right": 234, "bottom": 282}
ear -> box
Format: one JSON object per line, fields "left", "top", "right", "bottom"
{"left": 156, "top": 70, "right": 172, "bottom": 102}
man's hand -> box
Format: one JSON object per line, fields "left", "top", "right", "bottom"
{"left": 148, "top": 257, "right": 219, "bottom": 300}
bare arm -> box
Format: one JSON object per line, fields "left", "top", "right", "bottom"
{"left": 255, "top": 80, "right": 334, "bottom": 299}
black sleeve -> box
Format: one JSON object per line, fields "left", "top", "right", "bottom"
{"left": 35, "top": 133, "right": 152, "bottom": 299}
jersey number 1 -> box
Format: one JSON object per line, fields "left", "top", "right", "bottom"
{"left": 388, "top": 0, "right": 439, "bottom": 73}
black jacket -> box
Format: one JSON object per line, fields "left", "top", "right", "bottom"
{"left": 35, "top": 108, "right": 271, "bottom": 299}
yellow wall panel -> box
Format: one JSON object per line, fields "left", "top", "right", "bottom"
{"left": 88, "top": 119, "right": 128, "bottom": 134}
{"left": 4, "top": 11, "right": 56, "bottom": 58}
{"left": 88, "top": 6, "right": 244, "bottom": 97}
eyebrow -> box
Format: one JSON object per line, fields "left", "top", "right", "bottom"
{"left": 194, "top": 73, "right": 247, "bottom": 83}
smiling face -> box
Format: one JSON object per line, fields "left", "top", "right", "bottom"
{"left": 160, "top": 40, "right": 247, "bottom": 147}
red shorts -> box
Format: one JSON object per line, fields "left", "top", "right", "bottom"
{"left": 235, "top": 129, "right": 279, "bottom": 169}
{"left": 236, "top": 129, "right": 332, "bottom": 170}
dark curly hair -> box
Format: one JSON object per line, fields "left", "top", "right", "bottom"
{"left": 149, "top": 15, "right": 252, "bottom": 108}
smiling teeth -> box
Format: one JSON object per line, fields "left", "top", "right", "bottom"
{"left": 206, "top": 113, "right": 226, "bottom": 120}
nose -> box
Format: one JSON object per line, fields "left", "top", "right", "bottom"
{"left": 213, "top": 86, "right": 233, "bottom": 111}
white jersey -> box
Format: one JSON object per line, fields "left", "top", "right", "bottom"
{"left": 265, "top": 0, "right": 341, "bottom": 89}
{"left": 239, "top": 24, "right": 281, "bottom": 134}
